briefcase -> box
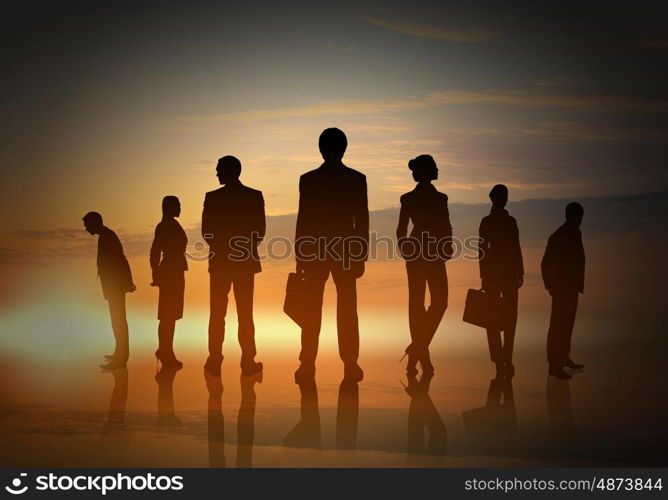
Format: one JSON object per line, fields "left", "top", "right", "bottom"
{"left": 283, "top": 272, "right": 310, "bottom": 328}
{"left": 462, "top": 288, "right": 502, "bottom": 330}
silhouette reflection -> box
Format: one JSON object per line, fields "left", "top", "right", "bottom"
{"left": 237, "top": 373, "right": 261, "bottom": 468}
{"left": 546, "top": 375, "right": 574, "bottom": 434}
{"left": 336, "top": 379, "right": 359, "bottom": 450}
{"left": 205, "top": 372, "right": 225, "bottom": 467}
{"left": 284, "top": 379, "right": 321, "bottom": 450}
{"left": 462, "top": 375, "right": 517, "bottom": 457}
{"left": 155, "top": 365, "right": 182, "bottom": 429}
{"left": 99, "top": 368, "right": 131, "bottom": 463}
{"left": 404, "top": 373, "right": 447, "bottom": 455}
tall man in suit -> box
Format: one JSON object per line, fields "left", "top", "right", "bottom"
{"left": 542, "top": 202, "right": 585, "bottom": 380}
{"left": 202, "top": 156, "right": 265, "bottom": 377}
{"left": 83, "top": 211, "right": 136, "bottom": 370}
{"left": 294, "top": 128, "right": 369, "bottom": 382}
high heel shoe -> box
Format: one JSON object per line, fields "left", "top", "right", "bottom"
{"left": 406, "top": 353, "right": 418, "bottom": 375}
{"left": 400, "top": 343, "right": 418, "bottom": 375}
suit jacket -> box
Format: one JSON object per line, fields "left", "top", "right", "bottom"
{"left": 478, "top": 207, "right": 524, "bottom": 283}
{"left": 541, "top": 222, "right": 585, "bottom": 294}
{"left": 150, "top": 218, "right": 188, "bottom": 283}
{"left": 97, "top": 226, "right": 134, "bottom": 299}
{"left": 396, "top": 182, "right": 452, "bottom": 261}
{"left": 202, "top": 182, "right": 265, "bottom": 274}
{"left": 295, "top": 162, "right": 369, "bottom": 264}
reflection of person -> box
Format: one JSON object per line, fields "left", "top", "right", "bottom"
{"left": 462, "top": 375, "right": 517, "bottom": 458}
{"left": 205, "top": 372, "right": 225, "bottom": 468}
{"left": 83, "top": 212, "right": 136, "bottom": 370}
{"left": 155, "top": 365, "right": 182, "bottom": 429}
{"left": 98, "top": 367, "right": 132, "bottom": 465}
{"left": 202, "top": 156, "right": 265, "bottom": 377}
{"left": 396, "top": 155, "right": 452, "bottom": 375}
{"left": 478, "top": 185, "right": 523, "bottom": 376}
{"left": 336, "top": 379, "right": 359, "bottom": 450}
{"left": 542, "top": 202, "right": 585, "bottom": 380}
{"left": 150, "top": 196, "right": 187, "bottom": 368}
{"left": 237, "top": 373, "right": 261, "bottom": 467}
{"left": 283, "top": 379, "right": 321, "bottom": 450}
{"left": 546, "top": 375, "right": 574, "bottom": 434}
{"left": 404, "top": 373, "right": 447, "bottom": 455}
{"left": 294, "top": 128, "right": 368, "bottom": 383}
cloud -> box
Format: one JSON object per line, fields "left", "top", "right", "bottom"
{"left": 368, "top": 18, "right": 500, "bottom": 43}
{"left": 180, "top": 87, "right": 668, "bottom": 123}
{"left": 2, "top": 228, "right": 154, "bottom": 264}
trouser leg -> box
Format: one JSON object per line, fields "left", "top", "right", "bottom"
{"left": 485, "top": 284, "right": 502, "bottom": 363}
{"left": 233, "top": 273, "right": 257, "bottom": 363}
{"left": 501, "top": 281, "right": 518, "bottom": 365}
{"left": 108, "top": 293, "right": 129, "bottom": 362}
{"left": 208, "top": 275, "right": 231, "bottom": 358}
{"left": 424, "top": 261, "right": 448, "bottom": 349}
{"left": 299, "top": 269, "right": 327, "bottom": 365}
{"left": 332, "top": 266, "right": 359, "bottom": 364}
{"left": 561, "top": 292, "right": 579, "bottom": 362}
{"left": 547, "top": 291, "right": 577, "bottom": 367}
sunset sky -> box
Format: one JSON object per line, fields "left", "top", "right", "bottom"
{"left": 2, "top": 1, "right": 667, "bottom": 232}
{"left": 1, "top": 1, "right": 667, "bottom": 358}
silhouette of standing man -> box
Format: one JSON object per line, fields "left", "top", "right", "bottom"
{"left": 202, "top": 156, "right": 264, "bottom": 377}
{"left": 542, "top": 202, "right": 585, "bottom": 380}
{"left": 83, "top": 212, "right": 136, "bottom": 370}
{"left": 294, "top": 128, "right": 368, "bottom": 382}
{"left": 150, "top": 195, "right": 187, "bottom": 369}
{"left": 478, "top": 185, "right": 523, "bottom": 376}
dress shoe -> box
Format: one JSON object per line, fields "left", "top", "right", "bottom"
{"left": 294, "top": 363, "right": 315, "bottom": 383}
{"left": 549, "top": 366, "right": 572, "bottom": 380}
{"left": 241, "top": 361, "right": 263, "bottom": 377}
{"left": 344, "top": 362, "right": 364, "bottom": 382}
{"left": 100, "top": 360, "right": 127, "bottom": 370}
{"left": 564, "top": 359, "right": 584, "bottom": 370}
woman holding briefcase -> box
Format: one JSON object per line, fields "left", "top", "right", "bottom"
{"left": 478, "top": 184, "right": 524, "bottom": 377}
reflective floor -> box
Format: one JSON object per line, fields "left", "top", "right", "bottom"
{"left": 2, "top": 343, "right": 666, "bottom": 468}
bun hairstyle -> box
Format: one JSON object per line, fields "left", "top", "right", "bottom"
{"left": 409, "top": 154, "right": 437, "bottom": 182}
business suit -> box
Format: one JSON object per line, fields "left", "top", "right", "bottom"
{"left": 97, "top": 226, "right": 134, "bottom": 363}
{"left": 542, "top": 222, "right": 585, "bottom": 369}
{"left": 478, "top": 207, "right": 524, "bottom": 368}
{"left": 396, "top": 182, "right": 452, "bottom": 362}
{"left": 150, "top": 218, "right": 188, "bottom": 321}
{"left": 295, "top": 162, "right": 369, "bottom": 366}
{"left": 202, "top": 182, "right": 265, "bottom": 364}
